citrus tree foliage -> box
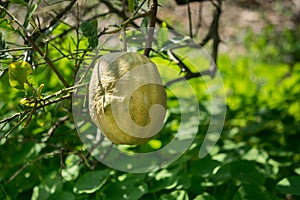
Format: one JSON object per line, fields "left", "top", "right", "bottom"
{"left": 0, "top": 0, "right": 300, "bottom": 200}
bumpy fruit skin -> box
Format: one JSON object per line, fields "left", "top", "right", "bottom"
{"left": 89, "top": 52, "right": 167, "bottom": 145}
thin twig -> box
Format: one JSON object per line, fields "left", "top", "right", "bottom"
{"left": 6, "top": 162, "right": 31, "bottom": 183}
{"left": 167, "top": 50, "right": 193, "bottom": 74}
{"left": 164, "top": 69, "right": 211, "bottom": 87}
{"left": 100, "top": 0, "right": 139, "bottom": 28}
{"left": 27, "top": 36, "right": 70, "bottom": 87}
{"left": 0, "top": 5, "right": 70, "bottom": 87}
{"left": 199, "top": 0, "right": 222, "bottom": 47}
{"left": 164, "top": 50, "right": 214, "bottom": 87}
{"left": 47, "top": 115, "right": 69, "bottom": 137}
{"left": 198, "top": 0, "right": 222, "bottom": 78}
{"left": 6, "top": 150, "right": 61, "bottom": 183}
{"left": 195, "top": 2, "right": 203, "bottom": 34}
{"left": 123, "top": 11, "right": 151, "bottom": 27}
{"left": 0, "top": 83, "right": 83, "bottom": 139}
{"left": 0, "top": 94, "right": 71, "bottom": 139}
{"left": 187, "top": 1, "right": 193, "bottom": 38}
{"left": 42, "top": 83, "right": 87, "bottom": 101}
{"left": 0, "top": 112, "right": 25, "bottom": 124}
{"left": 133, "top": 0, "right": 148, "bottom": 16}
{"left": 36, "top": 0, "right": 77, "bottom": 38}
{"left": 1, "top": 113, "right": 30, "bottom": 139}
{"left": 175, "top": 0, "right": 209, "bottom": 5}
{"left": 100, "top": 11, "right": 151, "bottom": 36}
{"left": 0, "top": 47, "right": 32, "bottom": 53}
{"left": 24, "top": 100, "right": 37, "bottom": 127}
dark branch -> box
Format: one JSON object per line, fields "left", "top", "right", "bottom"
{"left": 34, "top": 0, "right": 77, "bottom": 40}
{"left": 175, "top": 0, "right": 210, "bottom": 5}
{"left": 100, "top": 0, "right": 139, "bottom": 28}
{"left": 199, "top": 0, "right": 222, "bottom": 78}
{"left": 165, "top": 50, "right": 216, "bottom": 87}
{"left": 27, "top": 36, "right": 70, "bottom": 87}
{"left": 144, "top": 0, "right": 158, "bottom": 57}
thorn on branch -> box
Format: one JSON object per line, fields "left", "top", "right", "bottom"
{"left": 164, "top": 50, "right": 216, "bottom": 87}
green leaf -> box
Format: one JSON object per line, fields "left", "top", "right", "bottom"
{"left": 47, "top": 191, "right": 75, "bottom": 200}
{"left": 295, "top": 168, "right": 300, "bottom": 176}
{"left": 148, "top": 167, "right": 183, "bottom": 193}
{"left": 88, "top": 36, "right": 98, "bottom": 49}
{"left": 31, "top": 171, "right": 63, "bottom": 200}
{"left": 149, "top": 176, "right": 178, "bottom": 193}
{"left": 0, "top": 19, "right": 14, "bottom": 31}
{"left": 194, "top": 193, "right": 216, "bottom": 200}
{"left": 61, "top": 154, "right": 81, "bottom": 181}
{"left": 242, "top": 147, "right": 268, "bottom": 163}
{"left": 190, "top": 156, "right": 221, "bottom": 177}
{"left": 80, "top": 20, "right": 98, "bottom": 48}
{"left": 8, "top": 61, "right": 32, "bottom": 90}
{"left": 10, "top": 142, "right": 36, "bottom": 165}
{"left": 210, "top": 163, "right": 231, "bottom": 183}
{"left": 230, "top": 160, "right": 265, "bottom": 185}
{"left": 233, "top": 184, "right": 275, "bottom": 200}
{"left": 158, "top": 22, "right": 169, "bottom": 48}
{"left": 37, "top": 83, "right": 44, "bottom": 98}
{"left": 104, "top": 175, "right": 148, "bottom": 200}
{"left": 161, "top": 190, "right": 189, "bottom": 200}
{"left": 73, "top": 170, "right": 110, "bottom": 194}
{"left": 211, "top": 160, "right": 266, "bottom": 185}
{"left": 276, "top": 176, "right": 300, "bottom": 196}
{"left": 82, "top": 20, "right": 98, "bottom": 37}
{"left": 80, "top": 21, "right": 96, "bottom": 37}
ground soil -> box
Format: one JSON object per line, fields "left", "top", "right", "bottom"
{"left": 157, "top": 0, "right": 299, "bottom": 56}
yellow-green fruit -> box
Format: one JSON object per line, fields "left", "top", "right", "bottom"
{"left": 89, "top": 52, "right": 167, "bottom": 145}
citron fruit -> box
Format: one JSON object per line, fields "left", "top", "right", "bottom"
{"left": 89, "top": 52, "right": 167, "bottom": 145}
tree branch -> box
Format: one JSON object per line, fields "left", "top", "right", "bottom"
{"left": 0, "top": 47, "right": 32, "bottom": 53}
{"left": 99, "top": 11, "right": 151, "bottom": 37}
{"left": 0, "top": 82, "right": 87, "bottom": 139}
{"left": 165, "top": 0, "right": 222, "bottom": 87}
{"left": 164, "top": 69, "right": 211, "bottom": 87}
{"left": 34, "top": 0, "right": 77, "bottom": 39}
{"left": 175, "top": 0, "right": 210, "bottom": 5}
{"left": 6, "top": 150, "right": 61, "bottom": 183}
{"left": 199, "top": 0, "right": 222, "bottom": 47}
{"left": 199, "top": 0, "right": 222, "bottom": 77}
{"left": 187, "top": 1, "right": 193, "bottom": 38}
{"left": 47, "top": 115, "right": 69, "bottom": 137}
{"left": 0, "top": 5, "right": 70, "bottom": 87}
{"left": 164, "top": 50, "right": 214, "bottom": 87}
{"left": 27, "top": 36, "right": 70, "bottom": 87}
{"left": 100, "top": 0, "right": 139, "bottom": 28}
{"left": 144, "top": 0, "right": 158, "bottom": 57}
